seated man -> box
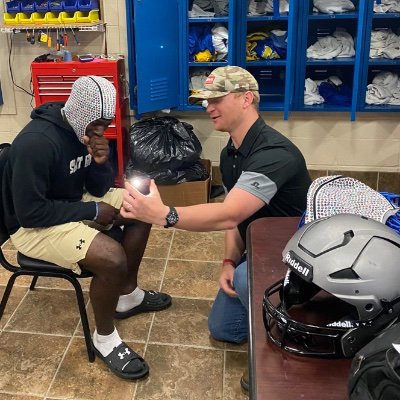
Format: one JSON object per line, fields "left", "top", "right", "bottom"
{"left": 1, "top": 76, "right": 171, "bottom": 380}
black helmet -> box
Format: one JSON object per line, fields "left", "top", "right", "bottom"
{"left": 263, "top": 213, "right": 400, "bottom": 358}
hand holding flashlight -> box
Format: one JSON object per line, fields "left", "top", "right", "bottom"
{"left": 124, "top": 170, "right": 151, "bottom": 195}
{"left": 121, "top": 174, "right": 170, "bottom": 226}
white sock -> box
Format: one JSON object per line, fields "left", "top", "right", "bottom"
{"left": 116, "top": 287, "right": 145, "bottom": 312}
{"left": 93, "top": 327, "right": 122, "bottom": 357}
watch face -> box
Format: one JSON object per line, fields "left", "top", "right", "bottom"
{"left": 166, "top": 207, "right": 179, "bottom": 227}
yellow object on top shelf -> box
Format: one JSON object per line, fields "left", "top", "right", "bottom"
{"left": 3, "top": 12, "right": 21, "bottom": 25}
{"left": 45, "top": 11, "right": 63, "bottom": 24}
{"left": 32, "top": 12, "right": 47, "bottom": 24}
{"left": 18, "top": 12, "right": 35, "bottom": 24}
{"left": 3, "top": 9, "right": 100, "bottom": 26}
{"left": 75, "top": 9, "right": 99, "bottom": 23}
{"left": 60, "top": 11, "right": 77, "bottom": 23}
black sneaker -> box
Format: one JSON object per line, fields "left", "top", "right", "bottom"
{"left": 240, "top": 366, "right": 249, "bottom": 395}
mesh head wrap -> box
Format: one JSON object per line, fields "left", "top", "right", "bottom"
{"left": 63, "top": 76, "right": 116, "bottom": 143}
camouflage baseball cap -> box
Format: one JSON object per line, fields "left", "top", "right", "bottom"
{"left": 188, "top": 66, "right": 259, "bottom": 105}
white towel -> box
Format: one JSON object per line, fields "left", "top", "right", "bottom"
{"left": 389, "top": 81, "right": 400, "bottom": 104}
{"left": 365, "top": 71, "right": 400, "bottom": 105}
{"left": 374, "top": 0, "right": 400, "bottom": 13}
{"left": 248, "top": 0, "right": 267, "bottom": 15}
{"left": 372, "top": 71, "right": 399, "bottom": 90}
{"left": 304, "top": 78, "right": 325, "bottom": 105}
{"left": 333, "top": 29, "right": 355, "bottom": 57}
{"left": 366, "top": 84, "right": 393, "bottom": 104}
{"left": 190, "top": 69, "right": 211, "bottom": 91}
{"left": 212, "top": 24, "right": 229, "bottom": 61}
{"left": 313, "top": 0, "right": 355, "bottom": 14}
{"left": 307, "top": 36, "right": 343, "bottom": 59}
{"left": 189, "top": 3, "right": 215, "bottom": 17}
{"left": 247, "top": 0, "right": 289, "bottom": 15}
{"left": 370, "top": 29, "right": 400, "bottom": 58}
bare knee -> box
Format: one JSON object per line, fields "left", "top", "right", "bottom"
{"left": 80, "top": 233, "right": 128, "bottom": 280}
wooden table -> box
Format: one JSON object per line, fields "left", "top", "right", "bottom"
{"left": 246, "top": 217, "right": 352, "bottom": 400}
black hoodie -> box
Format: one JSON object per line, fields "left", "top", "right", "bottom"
{"left": 2, "top": 102, "right": 115, "bottom": 235}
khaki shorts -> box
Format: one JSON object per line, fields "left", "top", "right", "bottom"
{"left": 10, "top": 188, "right": 123, "bottom": 274}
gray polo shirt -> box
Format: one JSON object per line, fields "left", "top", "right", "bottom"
{"left": 220, "top": 117, "right": 311, "bottom": 243}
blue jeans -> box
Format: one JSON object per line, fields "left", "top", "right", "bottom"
{"left": 208, "top": 260, "right": 249, "bottom": 344}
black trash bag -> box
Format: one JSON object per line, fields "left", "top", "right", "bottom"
{"left": 149, "top": 159, "right": 209, "bottom": 185}
{"left": 128, "top": 116, "right": 202, "bottom": 174}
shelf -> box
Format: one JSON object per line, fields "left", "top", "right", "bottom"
{"left": 306, "top": 57, "right": 356, "bottom": 65}
{"left": 188, "top": 16, "right": 228, "bottom": 23}
{"left": 246, "top": 60, "right": 287, "bottom": 67}
{"left": 301, "top": 104, "right": 351, "bottom": 112}
{"left": 360, "top": 104, "right": 400, "bottom": 112}
{"left": 373, "top": 12, "right": 400, "bottom": 19}
{"left": 368, "top": 58, "right": 400, "bottom": 66}
{"left": 308, "top": 11, "right": 359, "bottom": 20}
{"left": 247, "top": 14, "right": 289, "bottom": 21}
{"left": 0, "top": 21, "right": 105, "bottom": 32}
{"left": 188, "top": 61, "right": 229, "bottom": 67}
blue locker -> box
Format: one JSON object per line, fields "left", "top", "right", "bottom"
{"left": 357, "top": 1, "right": 400, "bottom": 114}
{"left": 294, "top": 0, "right": 368, "bottom": 121}
{"left": 183, "top": 0, "right": 237, "bottom": 110}
{"left": 237, "top": 0, "right": 298, "bottom": 119}
{"left": 125, "top": 0, "right": 384, "bottom": 121}
{"left": 125, "top": 0, "right": 297, "bottom": 118}
{"left": 125, "top": 0, "right": 180, "bottom": 115}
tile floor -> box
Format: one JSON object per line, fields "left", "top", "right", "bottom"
{"left": 0, "top": 225, "right": 248, "bottom": 400}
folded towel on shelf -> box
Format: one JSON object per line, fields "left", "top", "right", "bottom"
{"left": 212, "top": 24, "right": 229, "bottom": 61}
{"left": 365, "top": 71, "right": 400, "bottom": 105}
{"left": 307, "top": 36, "right": 343, "bottom": 59}
{"left": 333, "top": 29, "right": 356, "bottom": 58}
{"left": 189, "top": 69, "right": 211, "bottom": 92}
{"left": 313, "top": 0, "right": 355, "bottom": 14}
{"left": 304, "top": 78, "right": 325, "bottom": 105}
{"left": 374, "top": 0, "right": 400, "bottom": 13}
{"left": 247, "top": 0, "right": 289, "bottom": 16}
{"left": 370, "top": 29, "right": 400, "bottom": 59}
{"left": 307, "top": 29, "right": 355, "bottom": 59}
{"left": 189, "top": 3, "right": 215, "bottom": 17}
{"left": 193, "top": 0, "right": 228, "bottom": 16}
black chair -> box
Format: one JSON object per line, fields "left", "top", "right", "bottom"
{"left": 0, "top": 143, "right": 124, "bottom": 363}
{"left": 0, "top": 225, "right": 96, "bottom": 361}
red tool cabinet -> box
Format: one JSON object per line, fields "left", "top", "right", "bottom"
{"left": 31, "top": 58, "right": 130, "bottom": 186}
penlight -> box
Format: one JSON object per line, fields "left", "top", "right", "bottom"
{"left": 125, "top": 170, "right": 151, "bottom": 195}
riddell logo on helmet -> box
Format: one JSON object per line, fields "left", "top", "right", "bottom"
{"left": 284, "top": 251, "right": 313, "bottom": 282}
{"left": 327, "top": 321, "right": 356, "bottom": 328}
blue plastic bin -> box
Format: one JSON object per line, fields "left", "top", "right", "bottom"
{"left": 62, "top": 0, "right": 78, "bottom": 11}
{"left": 5, "top": 1, "right": 21, "bottom": 13}
{"left": 20, "top": 0, "right": 36, "bottom": 12}
{"left": 35, "top": 1, "right": 49, "bottom": 11}
{"left": 77, "top": 0, "right": 98, "bottom": 11}
{"left": 49, "top": 0, "right": 63, "bottom": 11}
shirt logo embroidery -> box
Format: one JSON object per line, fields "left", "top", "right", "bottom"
{"left": 251, "top": 182, "right": 260, "bottom": 189}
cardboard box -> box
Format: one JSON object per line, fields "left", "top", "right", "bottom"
{"left": 157, "top": 160, "right": 212, "bottom": 207}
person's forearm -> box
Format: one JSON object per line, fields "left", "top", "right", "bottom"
{"left": 174, "top": 203, "right": 239, "bottom": 232}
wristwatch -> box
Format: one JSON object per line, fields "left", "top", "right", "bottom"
{"left": 164, "top": 207, "right": 179, "bottom": 228}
